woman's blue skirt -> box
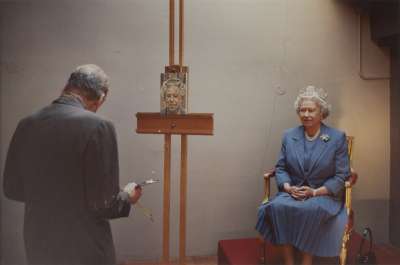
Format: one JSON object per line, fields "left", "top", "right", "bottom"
{"left": 256, "top": 192, "right": 347, "bottom": 257}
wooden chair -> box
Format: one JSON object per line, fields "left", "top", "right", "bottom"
{"left": 259, "top": 136, "right": 358, "bottom": 265}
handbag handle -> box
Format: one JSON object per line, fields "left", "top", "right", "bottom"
{"left": 358, "top": 227, "right": 373, "bottom": 256}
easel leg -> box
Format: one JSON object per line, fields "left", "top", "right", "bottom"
{"left": 179, "top": 135, "right": 188, "bottom": 264}
{"left": 163, "top": 134, "right": 171, "bottom": 263}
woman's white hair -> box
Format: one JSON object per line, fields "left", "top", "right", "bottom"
{"left": 294, "top": 85, "right": 331, "bottom": 119}
{"left": 161, "top": 78, "right": 185, "bottom": 97}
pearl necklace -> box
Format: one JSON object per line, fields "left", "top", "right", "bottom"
{"left": 305, "top": 128, "right": 320, "bottom": 141}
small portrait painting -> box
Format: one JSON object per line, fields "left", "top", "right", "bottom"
{"left": 160, "top": 72, "right": 188, "bottom": 115}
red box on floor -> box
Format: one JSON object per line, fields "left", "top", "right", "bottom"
{"left": 218, "top": 233, "right": 400, "bottom": 265}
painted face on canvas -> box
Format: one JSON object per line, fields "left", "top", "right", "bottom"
{"left": 298, "top": 99, "right": 322, "bottom": 129}
{"left": 165, "top": 86, "right": 182, "bottom": 112}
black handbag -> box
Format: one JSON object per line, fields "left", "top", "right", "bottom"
{"left": 357, "top": 227, "right": 377, "bottom": 265}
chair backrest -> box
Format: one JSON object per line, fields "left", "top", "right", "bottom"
{"left": 346, "top": 135, "right": 358, "bottom": 186}
{"left": 347, "top": 136, "right": 354, "bottom": 163}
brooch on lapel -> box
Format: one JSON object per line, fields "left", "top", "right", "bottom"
{"left": 320, "top": 134, "right": 330, "bottom": 142}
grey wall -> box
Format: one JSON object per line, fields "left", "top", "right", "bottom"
{"left": 0, "top": 0, "right": 391, "bottom": 264}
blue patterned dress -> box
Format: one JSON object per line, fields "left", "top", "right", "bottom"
{"left": 256, "top": 124, "right": 350, "bottom": 257}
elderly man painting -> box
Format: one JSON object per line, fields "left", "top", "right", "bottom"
{"left": 256, "top": 86, "right": 350, "bottom": 265}
{"left": 3, "top": 64, "right": 142, "bottom": 265}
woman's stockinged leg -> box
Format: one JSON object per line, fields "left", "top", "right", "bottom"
{"left": 301, "top": 251, "right": 313, "bottom": 265}
{"left": 281, "top": 244, "right": 295, "bottom": 265}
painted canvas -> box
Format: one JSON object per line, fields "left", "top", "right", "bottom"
{"left": 160, "top": 71, "right": 188, "bottom": 115}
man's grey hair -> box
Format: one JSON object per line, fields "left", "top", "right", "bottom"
{"left": 294, "top": 85, "right": 331, "bottom": 119}
{"left": 66, "top": 64, "right": 109, "bottom": 100}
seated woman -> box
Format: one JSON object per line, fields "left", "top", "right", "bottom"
{"left": 256, "top": 86, "right": 350, "bottom": 265}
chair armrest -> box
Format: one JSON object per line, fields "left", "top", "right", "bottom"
{"left": 262, "top": 170, "right": 276, "bottom": 204}
{"left": 346, "top": 168, "right": 358, "bottom": 187}
{"left": 264, "top": 170, "right": 276, "bottom": 180}
{"left": 344, "top": 168, "right": 357, "bottom": 214}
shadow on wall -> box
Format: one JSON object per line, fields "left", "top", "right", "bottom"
{"left": 353, "top": 199, "right": 389, "bottom": 243}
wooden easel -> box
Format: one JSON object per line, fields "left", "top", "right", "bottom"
{"left": 136, "top": 0, "right": 214, "bottom": 263}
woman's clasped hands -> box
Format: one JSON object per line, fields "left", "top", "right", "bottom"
{"left": 283, "top": 183, "right": 314, "bottom": 201}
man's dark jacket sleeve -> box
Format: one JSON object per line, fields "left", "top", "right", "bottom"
{"left": 3, "top": 121, "right": 26, "bottom": 202}
{"left": 83, "top": 120, "right": 131, "bottom": 219}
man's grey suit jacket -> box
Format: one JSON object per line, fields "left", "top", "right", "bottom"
{"left": 3, "top": 95, "right": 131, "bottom": 265}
